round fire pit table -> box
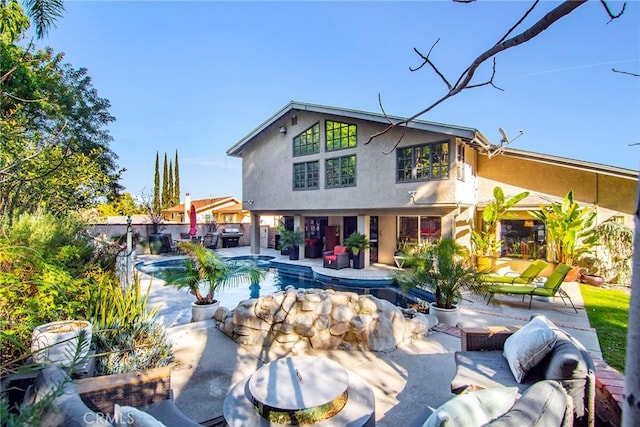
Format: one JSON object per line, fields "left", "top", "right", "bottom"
{"left": 223, "top": 355, "right": 375, "bottom": 426}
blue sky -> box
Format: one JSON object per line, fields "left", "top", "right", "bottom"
{"left": 35, "top": 1, "right": 639, "bottom": 201}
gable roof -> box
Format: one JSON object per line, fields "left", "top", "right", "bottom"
{"left": 226, "top": 100, "right": 638, "bottom": 180}
{"left": 226, "top": 100, "right": 492, "bottom": 157}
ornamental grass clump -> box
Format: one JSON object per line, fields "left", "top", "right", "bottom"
{"left": 87, "top": 274, "right": 173, "bottom": 375}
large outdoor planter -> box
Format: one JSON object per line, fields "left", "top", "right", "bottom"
{"left": 148, "top": 233, "right": 164, "bottom": 255}
{"left": 191, "top": 301, "right": 220, "bottom": 322}
{"left": 289, "top": 246, "right": 300, "bottom": 261}
{"left": 352, "top": 252, "right": 365, "bottom": 269}
{"left": 564, "top": 266, "right": 581, "bottom": 282}
{"left": 31, "top": 320, "right": 92, "bottom": 367}
{"left": 429, "top": 303, "right": 460, "bottom": 327}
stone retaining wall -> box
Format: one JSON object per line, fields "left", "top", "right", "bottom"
{"left": 214, "top": 287, "right": 437, "bottom": 352}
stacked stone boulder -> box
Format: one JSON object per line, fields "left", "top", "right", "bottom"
{"left": 214, "top": 286, "right": 437, "bottom": 352}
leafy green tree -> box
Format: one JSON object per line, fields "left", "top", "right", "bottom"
{"left": 1, "top": 14, "right": 121, "bottom": 222}
{"left": 97, "top": 192, "right": 144, "bottom": 218}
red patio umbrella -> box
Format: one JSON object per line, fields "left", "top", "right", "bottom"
{"left": 189, "top": 204, "right": 197, "bottom": 237}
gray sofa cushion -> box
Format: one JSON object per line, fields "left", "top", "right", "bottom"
{"left": 139, "top": 400, "right": 202, "bottom": 427}
{"left": 451, "top": 351, "right": 529, "bottom": 395}
{"left": 484, "top": 380, "right": 571, "bottom": 427}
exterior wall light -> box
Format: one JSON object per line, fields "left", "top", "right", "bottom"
{"left": 279, "top": 126, "right": 287, "bottom": 134}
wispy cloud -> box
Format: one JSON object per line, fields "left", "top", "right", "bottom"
{"left": 504, "top": 58, "right": 639, "bottom": 78}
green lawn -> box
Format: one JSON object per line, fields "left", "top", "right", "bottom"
{"left": 580, "top": 284, "right": 630, "bottom": 373}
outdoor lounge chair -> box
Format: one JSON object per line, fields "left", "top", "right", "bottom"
{"left": 479, "top": 259, "right": 548, "bottom": 285}
{"left": 162, "top": 233, "right": 178, "bottom": 253}
{"left": 323, "top": 245, "right": 350, "bottom": 270}
{"left": 486, "top": 263, "right": 577, "bottom": 312}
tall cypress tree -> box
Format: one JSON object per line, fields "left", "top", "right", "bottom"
{"left": 162, "top": 153, "right": 169, "bottom": 208}
{"left": 153, "top": 152, "right": 160, "bottom": 214}
{"left": 168, "top": 161, "right": 174, "bottom": 207}
{"left": 174, "top": 150, "right": 180, "bottom": 204}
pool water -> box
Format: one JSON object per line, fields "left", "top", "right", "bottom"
{"left": 135, "top": 256, "right": 431, "bottom": 310}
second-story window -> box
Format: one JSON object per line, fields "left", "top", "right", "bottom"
{"left": 293, "top": 123, "right": 320, "bottom": 156}
{"left": 325, "top": 155, "right": 356, "bottom": 188}
{"left": 457, "top": 142, "right": 465, "bottom": 181}
{"left": 326, "top": 120, "right": 357, "bottom": 151}
{"left": 397, "top": 141, "right": 449, "bottom": 182}
{"left": 293, "top": 161, "right": 319, "bottom": 190}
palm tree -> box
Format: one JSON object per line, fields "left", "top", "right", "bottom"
{"left": 164, "top": 242, "right": 264, "bottom": 305}
{"left": 19, "top": 0, "right": 65, "bottom": 38}
{"left": 394, "top": 238, "right": 483, "bottom": 310}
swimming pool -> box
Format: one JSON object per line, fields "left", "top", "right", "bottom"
{"left": 135, "top": 255, "right": 433, "bottom": 310}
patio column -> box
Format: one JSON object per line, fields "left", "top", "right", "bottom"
{"left": 357, "top": 215, "right": 370, "bottom": 267}
{"left": 250, "top": 213, "right": 260, "bottom": 255}
{"left": 293, "top": 215, "right": 303, "bottom": 260}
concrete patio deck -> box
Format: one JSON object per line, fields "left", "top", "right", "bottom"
{"left": 136, "top": 247, "right": 607, "bottom": 426}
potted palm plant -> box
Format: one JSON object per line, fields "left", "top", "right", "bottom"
{"left": 394, "top": 238, "right": 483, "bottom": 326}
{"left": 343, "top": 231, "right": 370, "bottom": 269}
{"left": 164, "top": 242, "right": 264, "bottom": 322}
{"left": 279, "top": 228, "right": 305, "bottom": 260}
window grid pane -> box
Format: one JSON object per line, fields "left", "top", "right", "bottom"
{"left": 326, "top": 120, "right": 357, "bottom": 151}
{"left": 293, "top": 161, "right": 319, "bottom": 190}
{"left": 325, "top": 155, "right": 356, "bottom": 188}
{"left": 293, "top": 123, "right": 320, "bottom": 156}
{"left": 396, "top": 141, "right": 449, "bottom": 182}
{"left": 397, "top": 148, "right": 413, "bottom": 181}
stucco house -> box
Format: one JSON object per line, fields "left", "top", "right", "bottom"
{"left": 162, "top": 194, "right": 249, "bottom": 225}
{"left": 226, "top": 101, "right": 638, "bottom": 268}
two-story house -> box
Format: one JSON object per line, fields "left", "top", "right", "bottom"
{"left": 227, "top": 101, "right": 637, "bottom": 267}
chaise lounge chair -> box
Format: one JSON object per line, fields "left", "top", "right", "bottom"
{"left": 479, "top": 259, "right": 548, "bottom": 285}
{"left": 486, "top": 263, "right": 577, "bottom": 312}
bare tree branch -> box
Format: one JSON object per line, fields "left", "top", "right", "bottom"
{"left": 367, "top": 0, "right": 602, "bottom": 148}
{"left": 495, "top": 1, "right": 540, "bottom": 45}
{"left": 600, "top": 0, "right": 626, "bottom": 21}
{"left": 613, "top": 68, "right": 640, "bottom": 77}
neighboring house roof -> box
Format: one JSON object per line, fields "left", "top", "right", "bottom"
{"left": 163, "top": 196, "right": 240, "bottom": 214}
{"left": 217, "top": 201, "right": 243, "bottom": 213}
{"left": 226, "top": 100, "right": 493, "bottom": 157}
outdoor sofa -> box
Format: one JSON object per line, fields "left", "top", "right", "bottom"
{"left": 449, "top": 315, "right": 595, "bottom": 426}
{"left": 25, "top": 365, "right": 201, "bottom": 426}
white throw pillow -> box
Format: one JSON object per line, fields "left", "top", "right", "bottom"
{"left": 422, "top": 387, "right": 518, "bottom": 427}
{"left": 503, "top": 315, "right": 557, "bottom": 383}
{"left": 114, "top": 404, "right": 167, "bottom": 427}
